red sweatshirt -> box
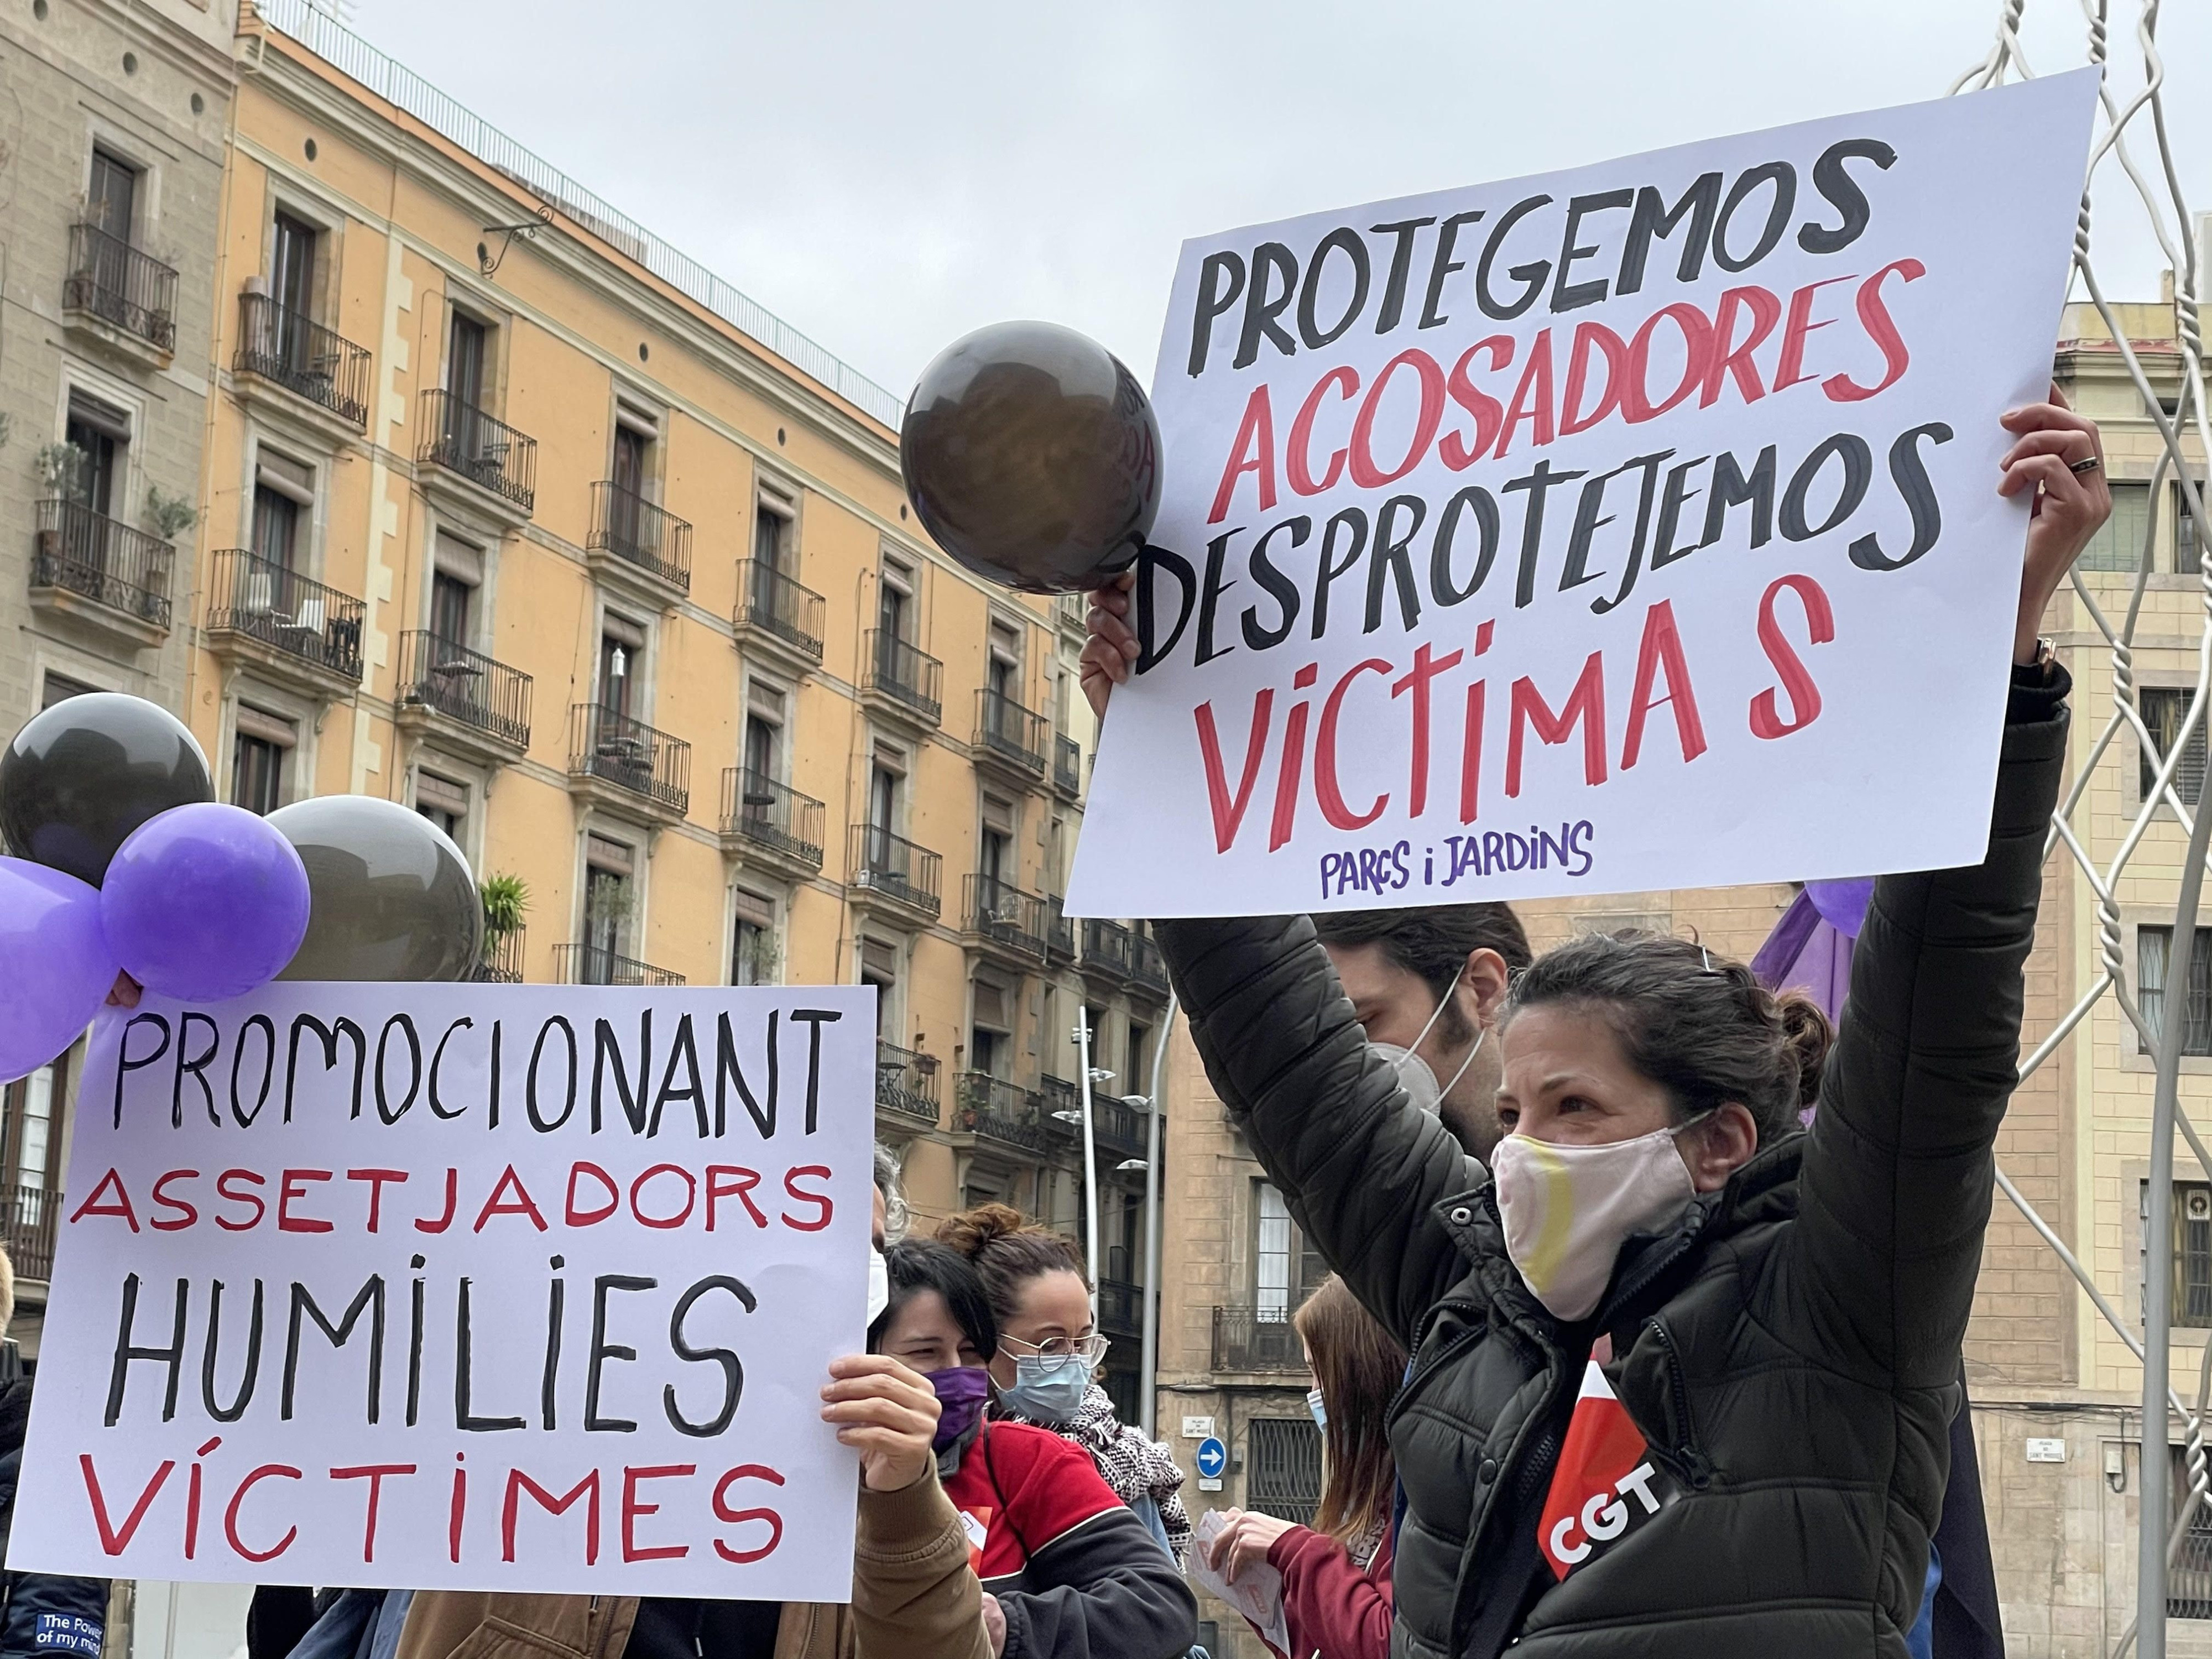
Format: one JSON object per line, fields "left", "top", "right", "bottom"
{"left": 1265, "top": 1521, "right": 1395, "bottom": 1659}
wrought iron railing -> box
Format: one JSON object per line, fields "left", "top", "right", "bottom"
{"left": 419, "top": 389, "right": 537, "bottom": 512}
{"left": 1211, "top": 1306, "right": 1308, "bottom": 1372}
{"left": 204, "top": 549, "right": 366, "bottom": 681}
{"left": 848, "top": 823, "right": 942, "bottom": 916}
{"left": 863, "top": 630, "right": 943, "bottom": 723}
{"left": 875, "top": 1041, "right": 940, "bottom": 1126}
{"left": 1130, "top": 927, "right": 1170, "bottom": 997}
{"left": 474, "top": 927, "right": 526, "bottom": 984}
{"left": 1045, "top": 895, "right": 1076, "bottom": 962}
{"left": 554, "top": 943, "right": 684, "bottom": 987}
{"left": 719, "top": 768, "right": 825, "bottom": 868}
{"left": 1041, "top": 1074, "right": 1080, "bottom": 1127}
{"left": 32, "top": 499, "right": 174, "bottom": 628}
{"left": 65, "top": 222, "right": 178, "bottom": 350}
{"left": 1098, "top": 1276, "right": 1144, "bottom": 1337}
{"left": 963, "top": 873, "right": 1049, "bottom": 957}
{"left": 3, "top": 1185, "right": 59, "bottom": 1282}
{"left": 1054, "top": 733, "right": 1082, "bottom": 796}
{"left": 1092, "top": 1093, "right": 1150, "bottom": 1159}
{"left": 588, "top": 481, "right": 691, "bottom": 592}
{"left": 236, "top": 291, "right": 371, "bottom": 428}
{"left": 397, "top": 630, "right": 532, "bottom": 749}
{"left": 734, "top": 560, "right": 825, "bottom": 661}
{"left": 567, "top": 703, "right": 690, "bottom": 815}
{"left": 954, "top": 1072, "right": 1051, "bottom": 1152}
{"left": 975, "top": 687, "right": 1048, "bottom": 774}
{"left": 1082, "top": 917, "right": 1135, "bottom": 981}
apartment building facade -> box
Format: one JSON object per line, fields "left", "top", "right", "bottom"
{"left": 0, "top": 0, "right": 238, "bottom": 1363}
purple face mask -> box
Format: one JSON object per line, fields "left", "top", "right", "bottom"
{"left": 928, "top": 1365, "right": 992, "bottom": 1452}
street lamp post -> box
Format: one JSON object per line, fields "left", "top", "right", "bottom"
{"left": 1140, "top": 995, "right": 1177, "bottom": 1441}
{"left": 1076, "top": 1018, "right": 1101, "bottom": 1318}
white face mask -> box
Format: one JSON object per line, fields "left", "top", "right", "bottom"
{"left": 1373, "top": 966, "right": 1483, "bottom": 1115}
{"left": 1489, "top": 1116, "right": 1709, "bottom": 1321}
{"left": 865, "top": 1246, "right": 890, "bottom": 1326}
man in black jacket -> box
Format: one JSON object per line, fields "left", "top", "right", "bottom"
{"left": 1080, "top": 391, "right": 2108, "bottom": 1657}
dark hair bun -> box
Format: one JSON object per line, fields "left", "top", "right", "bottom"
{"left": 1776, "top": 993, "right": 1835, "bottom": 1110}
{"left": 935, "top": 1201, "right": 1030, "bottom": 1260}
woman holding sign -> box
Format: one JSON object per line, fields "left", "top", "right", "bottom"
{"left": 1078, "top": 394, "right": 2106, "bottom": 1659}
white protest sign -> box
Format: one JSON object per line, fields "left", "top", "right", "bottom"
{"left": 1067, "top": 74, "right": 2096, "bottom": 919}
{"left": 9, "top": 981, "right": 874, "bottom": 1598}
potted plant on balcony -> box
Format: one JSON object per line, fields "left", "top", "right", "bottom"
{"left": 479, "top": 874, "right": 529, "bottom": 979}
{"left": 32, "top": 442, "right": 89, "bottom": 580}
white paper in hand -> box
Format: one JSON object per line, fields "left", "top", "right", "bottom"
{"left": 1190, "top": 1509, "right": 1292, "bottom": 1658}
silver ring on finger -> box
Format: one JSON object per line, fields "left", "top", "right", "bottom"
{"left": 2069, "top": 455, "right": 2101, "bottom": 475}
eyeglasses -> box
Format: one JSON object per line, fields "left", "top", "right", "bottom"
{"left": 999, "top": 1332, "right": 1110, "bottom": 1366}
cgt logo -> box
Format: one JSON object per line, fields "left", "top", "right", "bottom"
{"left": 1546, "top": 1460, "right": 1664, "bottom": 1568}
{"left": 1537, "top": 1360, "right": 1675, "bottom": 1579}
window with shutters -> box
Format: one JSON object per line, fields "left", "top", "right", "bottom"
{"left": 230, "top": 707, "right": 295, "bottom": 815}
{"left": 972, "top": 977, "right": 1013, "bottom": 1077}
{"left": 414, "top": 770, "right": 469, "bottom": 843}
{"left": 732, "top": 888, "right": 779, "bottom": 987}
{"left": 2177, "top": 481, "right": 2207, "bottom": 575}
{"left": 860, "top": 936, "right": 901, "bottom": 1037}
{"left": 1254, "top": 1181, "right": 1328, "bottom": 1321}
{"left": 1247, "top": 1418, "right": 1323, "bottom": 1526}
{"left": 2142, "top": 688, "right": 2206, "bottom": 807}
{"left": 2081, "top": 480, "right": 2153, "bottom": 571}
{"left": 2141, "top": 926, "right": 2212, "bottom": 1058}
{"left": 41, "top": 674, "right": 96, "bottom": 709}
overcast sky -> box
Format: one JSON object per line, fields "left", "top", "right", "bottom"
{"left": 339, "top": 0, "right": 2209, "bottom": 403}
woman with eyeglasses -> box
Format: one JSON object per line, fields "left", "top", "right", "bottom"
{"left": 938, "top": 1204, "right": 1193, "bottom": 1565}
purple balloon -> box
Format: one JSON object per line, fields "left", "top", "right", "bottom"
{"left": 1806, "top": 877, "right": 1876, "bottom": 940}
{"left": 101, "top": 802, "right": 311, "bottom": 1001}
{"left": 0, "top": 857, "right": 117, "bottom": 1083}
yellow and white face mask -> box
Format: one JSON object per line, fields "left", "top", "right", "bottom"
{"left": 1489, "top": 1115, "right": 1707, "bottom": 1321}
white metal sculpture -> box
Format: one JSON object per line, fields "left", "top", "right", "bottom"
{"left": 1954, "top": 6, "right": 2209, "bottom": 1653}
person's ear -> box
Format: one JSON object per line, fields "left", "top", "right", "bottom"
{"left": 1464, "top": 947, "right": 1511, "bottom": 1025}
{"left": 1681, "top": 1102, "right": 1759, "bottom": 1192}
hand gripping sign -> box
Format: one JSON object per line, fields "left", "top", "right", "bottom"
{"left": 1066, "top": 72, "right": 2096, "bottom": 920}
{"left": 7, "top": 981, "right": 875, "bottom": 1599}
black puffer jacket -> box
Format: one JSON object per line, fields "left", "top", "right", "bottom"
{"left": 1157, "top": 673, "right": 2066, "bottom": 1659}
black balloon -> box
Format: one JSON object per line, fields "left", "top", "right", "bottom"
{"left": 269, "top": 795, "right": 483, "bottom": 982}
{"left": 901, "top": 321, "right": 1161, "bottom": 593}
{"left": 0, "top": 693, "right": 213, "bottom": 886}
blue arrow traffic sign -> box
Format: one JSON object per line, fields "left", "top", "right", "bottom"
{"left": 1196, "top": 1436, "right": 1228, "bottom": 1479}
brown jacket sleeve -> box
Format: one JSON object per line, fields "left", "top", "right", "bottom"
{"left": 844, "top": 1467, "right": 990, "bottom": 1659}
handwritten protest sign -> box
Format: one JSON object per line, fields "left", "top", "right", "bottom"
{"left": 1067, "top": 73, "right": 2097, "bottom": 919}
{"left": 8, "top": 981, "right": 874, "bottom": 1598}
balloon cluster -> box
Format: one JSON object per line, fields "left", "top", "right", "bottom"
{"left": 0, "top": 695, "right": 483, "bottom": 1084}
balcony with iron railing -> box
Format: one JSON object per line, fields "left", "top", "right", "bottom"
{"left": 3, "top": 1185, "right": 59, "bottom": 1283}
{"left": 1045, "top": 895, "right": 1076, "bottom": 962}
{"left": 235, "top": 291, "right": 371, "bottom": 429}
{"left": 974, "top": 687, "right": 1049, "bottom": 781}
{"left": 588, "top": 481, "right": 691, "bottom": 598}
{"left": 554, "top": 943, "right": 685, "bottom": 987}
{"left": 1081, "top": 916, "right": 1135, "bottom": 984}
{"left": 962, "top": 872, "right": 1050, "bottom": 961}
{"left": 1130, "top": 927, "right": 1170, "bottom": 999}
{"left": 1211, "top": 1306, "right": 1308, "bottom": 1373}
{"left": 1053, "top": 733, "right": 1082, "bottom": 797}
{"left": 848, "top": 823, "right": 942, "bottom": 919}
{"left": 861, "top": 630, "right": 943, "bottom": 728}
{"left": 474, "top": 927, "right": 526, "bottom": 984}
{"left": 30, "top": 498, "right": 175, "bottom": 636}
{"left": 395, "top": 629, "right": 532, "bottom": 754}
{"left": 204, "top": 549, "right": 366, "bottom": 689}
{"left": 64, "top": 222, "right": 178, "bottom": 354}
{"left": 733, "top": 560, "right": 826, "bottom": 666}
{"left": 719, "top": 768, "right": 825, "bottom": 873}
{"left": 953, "top": 1072, "right": 1052, "bottom": 1154}
{"left": 419, "top": 388, "right": 536, "bottom": 514}
{"left": 1099, "top": 1245, "right": 1143, "bottom": 1338}
{"left": 566, "top": 703, "right": 690, "bottom": 821}
{"left": 875, "top": 1041, "right": 941, "bottom": 1128}
{"left": 1092, "top": 1093, "right": 1151, "bottom": 1160}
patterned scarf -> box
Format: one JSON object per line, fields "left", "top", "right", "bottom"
{"left": 999, "top": 1383, "right": 1193, "bottom": 1563}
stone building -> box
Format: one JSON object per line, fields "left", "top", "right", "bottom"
{"left": 0, "top": 0, "right": 238, "bottom": 1363}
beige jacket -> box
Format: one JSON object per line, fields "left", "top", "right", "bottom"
{"left": 393, "top": 1469, "right": 990, "bottom": 1659}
